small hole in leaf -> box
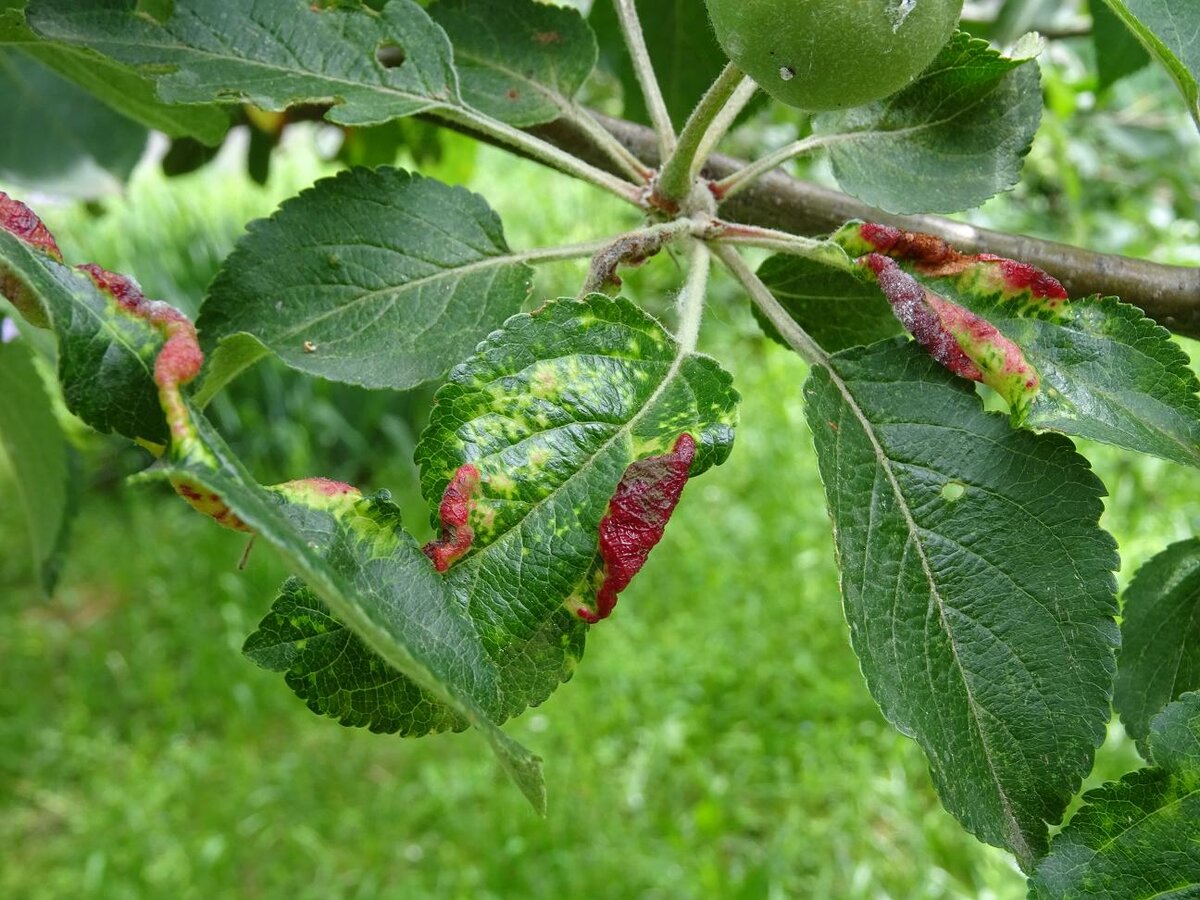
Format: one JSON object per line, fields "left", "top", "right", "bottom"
{"left": 376, "top": 42, "right": 406, "bottom": 69}
{"left": 941, "top": 482, "right": 966, "bottom": 502}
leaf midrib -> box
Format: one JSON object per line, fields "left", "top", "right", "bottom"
{"left": 263, "top": 247, "right": 526, "bottom": 345}
{"left": 823, "top": 361, "right": 1033, "bottom": 863}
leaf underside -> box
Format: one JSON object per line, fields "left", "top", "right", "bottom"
{"left": 428, "top": 0, "right": 596, "bottom": 128}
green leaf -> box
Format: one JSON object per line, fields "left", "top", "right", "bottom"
{"left": 588, "top": 0, "right": 730, "bottom": 130}
{"left": 0, "top": 5, "right": 228, "bottom": 143}
{"left": 0, "top": 48, "right": 146, "bottom": 198}
{"left": 197, "top": 167, "right": 533, "bottom": 391}
{"left": 814, "top": 32, "right": 1042, "bottom": 215}
{"left": 1090, "top": 0, "right": 1151, "bottom": 93}
{"left": 836, "top": 222, "right": 1200, "bottom": 469}
{"left": 245, "top": 575, "right": 469, "bottom": 737}
{"left": 0, "top": 335, "right": 73, "bottom": 594}
{"left": 1100, "top": 0, "right": 1200, "bottom": 126}
{"left": 250, "top": 295, "right": 738, "bottom": 735}
{"left": 428, "top": 0, "right": 596, "bottom": 128}
{"left": 0, "top": 197, "right": 174, "bottom": 443}
{"left": 25, "top": 0, "right": 461, "bottom": 126}
{"left": 1029, "top": 692, "right": 1200, "bottom": 898}
{"left": 1114, "top": 538, "right": 1200, "bottom": 747}
{"left": 755, "top": 254, "right": 902, "bottom": 353}
{"left": 805, "top": 339, "right": 1119, "bottom": 871}
{"left": 153, "top": 411, "right": 546, "bottom": 813}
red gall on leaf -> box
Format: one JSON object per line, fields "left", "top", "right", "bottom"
{"left": 842, "top": 221, "right": 1069, "bottom": 309}
{"left": 573, "top": 433, "right": 697, "bottom": 624}
{"left": 862, "top": 254, "right": 1040, "bottom": 416}
{"left": 424, "top": 464, "right": 482, "bottom": 572}
{"left": 76, "top": 263, "right": 204, "bottom": 444}
{"left": 0, "top": 192, "right": 62, "bottom": 260}
{"left": 864, "top": 254, "right": 983, "bottom": 381}
{"left": 0, "top": 192, "right": 63, "bottom": 328}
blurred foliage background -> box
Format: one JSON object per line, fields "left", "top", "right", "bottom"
{"left": 2, "top": 1, "right": 1200, "bottom": 896}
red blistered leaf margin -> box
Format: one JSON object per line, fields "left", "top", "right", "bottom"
{"left": 573, "top": 432, "right": 697, "bottom": 624}
{"left": 0, "top": 192, "right": 63, "bottom": 328}
{"left": 424, "top": 464, "right": 482, "bottom": 572}
{"left": 862, "top": 253, "right": 1040, "bottom": 411}
{"left": 0, "top": 193, "right": 62, "bottom": 260}
{"left": 0, "top": 192, "right": 365, "bottom": 536}
{"left": 852, "top": 222, "right": 1069, "bottom": 307}
{"left": 75, "top": 263, "right": 205, "bottom": 443}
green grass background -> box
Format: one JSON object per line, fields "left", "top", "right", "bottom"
{"left": 2, "top": 117, "right": 1200, "bottom": 898}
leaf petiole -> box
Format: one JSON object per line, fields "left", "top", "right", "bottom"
{"left": 612, "top": 0, "right": 677, "bottom": 160}
{"left": 714, "top": 133, "right": 851, "bottom": 201}
{"left": 708, "top": 221, "right": 856, "bottom": 273}
{"left": 710, "top": 243, "right": 830, "bottom": 368}
{"left": 436, "top": 106, "right": 647, "bottom": 206}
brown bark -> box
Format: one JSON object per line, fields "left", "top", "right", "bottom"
{"left": 512, "top": 113, "right": 1200, "bottom": 341}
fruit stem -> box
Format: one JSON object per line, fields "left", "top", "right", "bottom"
{"left": 689, "top": 74, "right": 758, "bottom": 186}
{"left": 714, "top": 133, "right": 850, "bottom": 201}
{"left": 654, "top": 63, "right": 746, "bottom": 208}
{"left": 612, "top": 0, "right": 677, "bottom": 161}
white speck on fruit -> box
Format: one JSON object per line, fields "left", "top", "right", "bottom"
{"left": 779, "top": 66, "right": 795, "bottom": 81}
{"left": 888, "top": 0, "right": 918, "bottom": 32}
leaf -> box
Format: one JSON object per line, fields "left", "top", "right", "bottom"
{"left": 0, "top": 48, "right": 146, "bottom": 198}
{"left": 0, "top": 335, "right": 74, "bottom": 594}
{"left": 755, "top": 254, "right": 902, "bottom": 353}
{"left": 252, "top": 295, "right": 739, "bottom": 735}
{"left": 805, "top": 339, "right": 1119, "bottom": 870}
{"left": 152, "top": 413, "right": 546, "bottom": 813}
{"left": 0, "top": 193, "right": 182, "bottom": 443}
{"left": 0, "top": 189, "right": 548, "bottom": 811}
{"left": 1100, "top": 0, "right": 1200, "bottom": 126}
{"left": 1090, "top": 0, "right": 1151, "bottom": 93}
{"left": 0, "top": 5, "right": 228, "bottom": 143}
{"left": 814, "top": 32, "right": 1042, "bottom": 215}
{"left": 197, "top": 166, "right": 533, "bottom": 391}
{"left": 428, "top": 0, "right": 596, "bottom": 128}
{"left": 1114, "top": 538, "right": 1200, "bottom": 747}
{"left": 1029, "top": 692, "right": 1200, "bottom": 898}
{"left": 588, "top": 0, "right": 731, "bottom": 130}
{"left": 244, "top": 575, "right": 469, "bottom": 737}
{"left": 25, "top": 0, "right": 461, "bottom": 126}
{"left": 836, "top": 222, "right": 1200, "bottom": 469}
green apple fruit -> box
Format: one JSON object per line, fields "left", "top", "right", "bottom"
{"left": 705, "top": 0, "right": 963, "bottom": 111}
